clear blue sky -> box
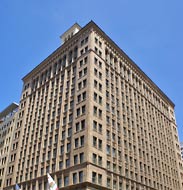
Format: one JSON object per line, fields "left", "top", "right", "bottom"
{"left": 0, "top": 0, "right": 183, "bottom": 141}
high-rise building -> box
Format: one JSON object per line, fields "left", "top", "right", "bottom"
{"left": 2, "top": 21, "right": 183, "bottom": 190}
{"left": 0, "top": 103, "right": 19, "bottom": 190}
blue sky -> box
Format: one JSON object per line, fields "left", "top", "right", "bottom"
{"left": 0, "top": 0, "right": 183, "bottom": 141}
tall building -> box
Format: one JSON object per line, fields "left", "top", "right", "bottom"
{"left": 0, "top": 103, "right": 19, "bottom": 190}
{"left": 2, "top": 21, "right": 183, "bottom": 190}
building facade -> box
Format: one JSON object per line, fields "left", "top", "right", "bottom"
{"left": 180, "top": 142, "right": 183, "bottom": 160}
{"left": 0, "top": 103, "right": 19, "bottom": 190}
{"left": 2, "top": 21, "right": 183, "bottom": 190}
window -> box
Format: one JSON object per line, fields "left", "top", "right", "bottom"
{"left": 39, "top": 183, "right": 42, "bottom": 190}
{"left": 106, "top": 145, "right": 110, "bottom": 155}
{"left": 84, "top": 67, "right": 87, "bottom": 75}
{"left": 93, "top": 120, "right": 97, "bottom": 130}
{"left": 113, "top": 163, "right": 116, "bottom": 172}
{"left": 73, "top": 173, "right": 77, "bottom": 184}
{"left": 94, "top": 68, "right": 98, "bottom": 76}
{"left": 99, "top": 72, "right": 102, "bottom": 79}
{"left": 79, "top": 71, "right": 82, "bottom": 78}
{"left": 98, "top": 139, "right": 102, "bottom": 150}
{"left": 82, "top": 92, "right": 86, "bottom": 100}
{"left": 94, "top": 80, "right": 97, "bottom": 88}
{"left": 60, "top": 146, "right": 64, "bottom": 155}
{"left": 44, "top": 181, "right": 47, "bottom": 190}
{"left": 93, "top": 137, "right": 97, "bottom": 147}
{"left": 107, "top": 161, "right": 110, "bottom": 169}
{"left": 83, "top": 79, "right": 87, "bottom": 87}
{"left": 59, "top": 161, "right": 63, "bottom": 169}
{"left": 74, "top": 155, "right": 78, "bottom": 165}
{"left": 77, "top": 94, "right": 81, "bottom": 102}
{"left": 93, "top": 153, "right": 97, "bottom": 164}
{"left": 98, "top": 124, "right": 102, "bottom": 133}
{"left": 98, "top": 109, "right": 102, "bottom": 118}
{"left": 112, "top": 148, "right": 116, "bottom": 157}
{"left": 82, "top": 105, "right": 86, "bottom": 114}
{"left": 94, "top": 92, "right": 97, "bottom": 101}
{"left": 67, "top": 143, "right": 71, "bottom": 152}
{"left": 99, "top": 96, "right": 102, "bottom": 104}
{"left": 99, "top": 41, "right": 102, "bottom": 48}
{"left": 98, "top": 174, "right": 102, "bottom": 185}
{"left": 80, "top": 136, "right": 84, "bottom": 146}
{"left": 79, "top": 171, "right": 83, "bottom": 182}
{"left": 76, "top": 108, "right": 80, "bottom": 116}
{"left": 41, "top": 168, "right": 44, "bottom": 175}
{"left": 98, "top": 156, "right": 102, "bottom": 166}
{"left": 57, "top": 177, "right": 62, "bottom": 188}
{"left": 76, "top": 122, "right": 80, "bottom": 132}
{"left": 93, "top": 106, "right": 97, "bottom": 115}
{"left": 99, "top": 83, "right": 102, "bottom": 91}
{"left": 68, "top": 128, "right": 72, "bottom": 137}
{"left": 107, "top": 178, "right": 111, "bottom": 188}
{"left": 78, "top": 82, "right": 82, "bottom": 90}
{"left": 80, "top": 152, "right": 84, "bottom": 163}
{"left": 75, "top": 138, "right": 79, "bottom": 148}
{"left": 119, "top": 182, "right": 122, "bottom": 190}
{"left": 64, "top": 176, "right": 69, "bottom": 186}
{"left": 66, "top": 159, "right": 70, "bottom": 168}
{"left": 81, "top": 120, "right": 85, "bottom": 130}
{"left": 92, "top": 172, "right": 97, "bottom": 183}
{"left": 95, "top": 37, "right": 98, "bottom": 44}
{"left": 80, "top": 60, "right": 83, "bottom": 67}
{"left": 106, "top": 116, "right": 110, "bottom": 124}
{"left": 113, "top": 180, "right": 117, "bottom": 190}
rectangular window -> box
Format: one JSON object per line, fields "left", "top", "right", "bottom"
{"left": 93, "top": 120, "right": 97, "bottom": 130}
{"left": 92, "top": 153, "right": 97, "bottom": 164}
{"left": 98, "top": 174, "right": 102, "bottom": 185}
{"left": 98, "top": 139, "right": 102, "bottom": 150}
{"left": 80, "top": 152, "right": 84, "bottom": 163}
{"left": 76, "top": 122, "right": 80, "bottom": 132}
{"left": 92, "top": 172, "right": 97, "bottom": 183}
{"left": 67, "top": 143, "right": 71, "bottom": 152}
{"left": 98, "top": 156, "right": 102, "bottom": 166}
{"left": 107, "top": 178, "right": 111, "bottom": 188}
{"left": 79, "top": 171, "right": 83, "bottom": 183}
{"left": 82, "top": 91, "right": 86, "bottom": 100}
{"left": 74, "top": 155, "right": 78, "bottom": 165}
{"left": 75, "top": 138, "right": 79, "bottom": 148}
{"left": 66, "top": 159, "right": 70, "bottom": 168}
{"left": 81, "top": 120, "right": 85, "bottom": 130}
{"left": 93, "top": 106, "right": 97, "bottom": 115}
{"left": 82, "top": 105, "right": 86, "bottom": 114}
{"left": 93, "top": 137, "right": 97, "bottom": 147}
{"left": 106, "top": 145, "right": 110, "bottom": 155}
{"left": 57, "top": 177, "right": 62, "bottom": 188}
{"left": 80, "top": 136, "right": 84, "bottom": 146}
{"left": 98, "top": 124, "right": 102, "bottom": 133}
{"left": 60, "top": 146, "right": 64, "bottom": 155}
{"left": 59, "top": 161, "right": 63, "bottom": 169}
{"left": 73, "top": 173, "right": 77, "bottom": 184}
{"left": 68, "top": 128, "right": 72, "bottom": 137}
{"left": 94, "top": 92, "right": 97, "bottom": 101}
{"left": 64, "top": 176, "right": 69, "bottom": 186}
{"left": 76, "top": 108, "right": 80, "bottom": 116}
